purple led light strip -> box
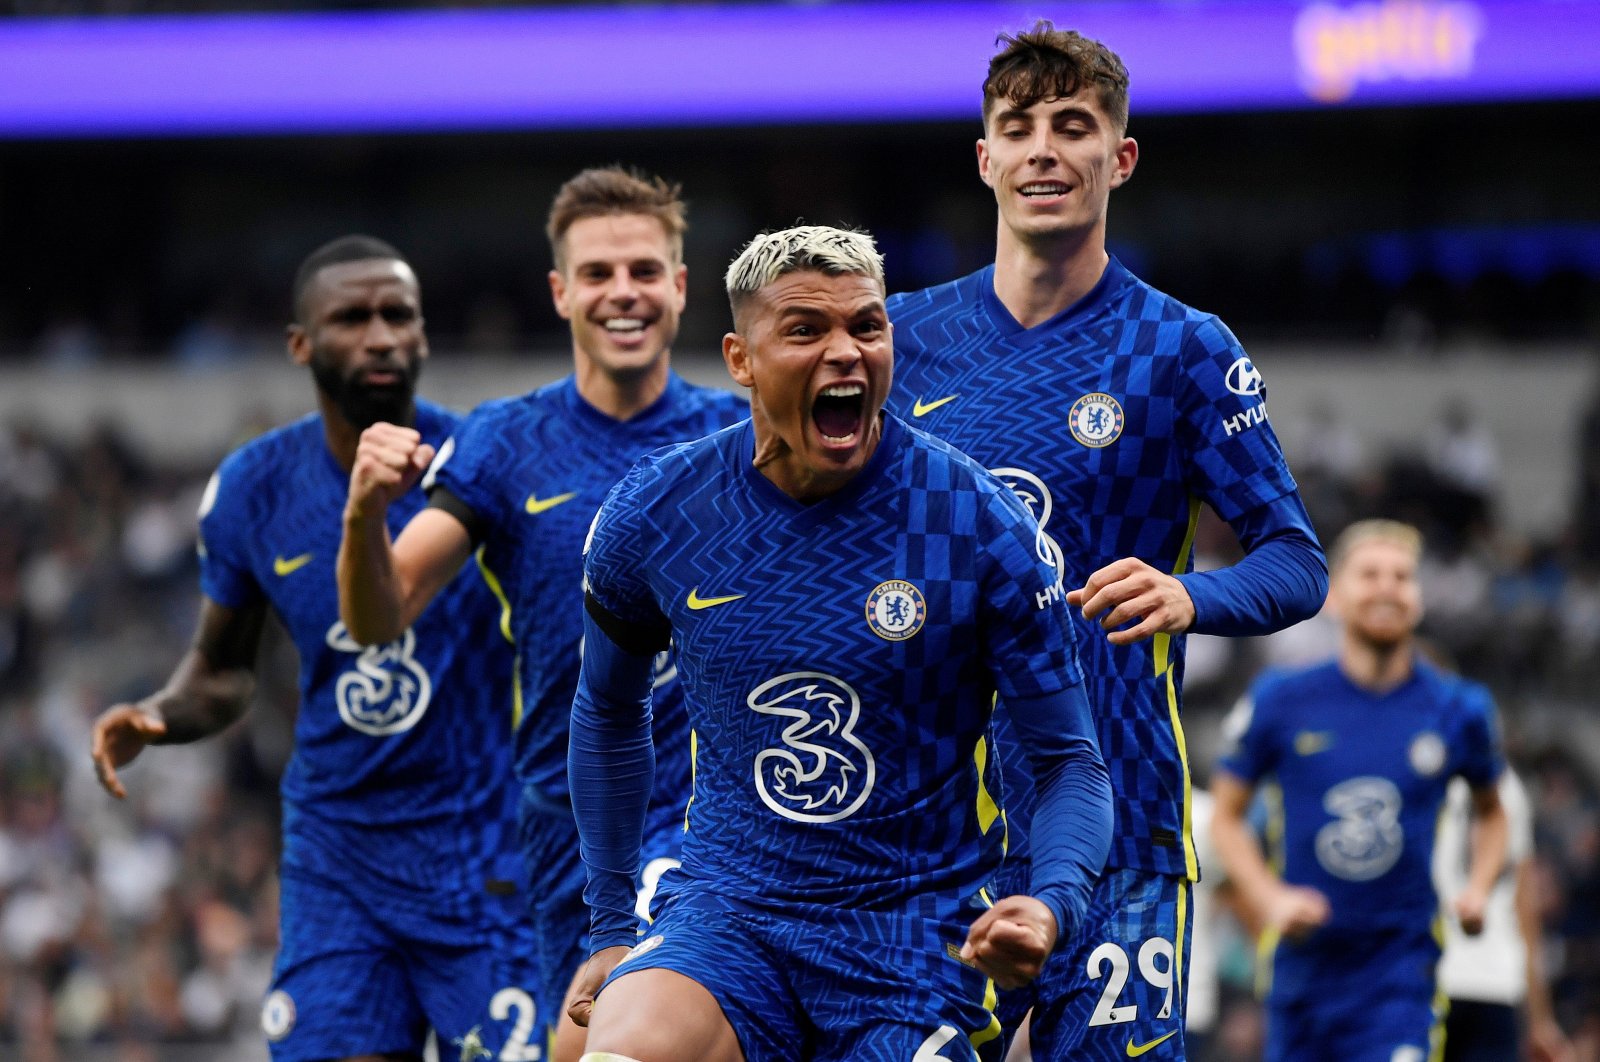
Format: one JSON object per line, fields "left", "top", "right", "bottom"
{"left": 0, "top": 0, "right": 1596, "bottom": 138}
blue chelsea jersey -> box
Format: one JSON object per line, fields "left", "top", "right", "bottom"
{"left": 888, "top": 258, "right": 1302, "bottom": 880}
{"left": 427, "top": 373, "right": 747, "bottom": 814}
{"left": 583, "top": 415, "right": 1081, "bottom": 915}
{"left": 1219, "top": 658, "right": 1503, "bottom": 936}
{"left": 197, "top": 401, "right": 515, "bottom": 879}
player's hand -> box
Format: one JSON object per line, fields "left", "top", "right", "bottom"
{"left": 566, "top": 944, "right": 632, "bottom": 1028}
{"left": 1453, "top": 885, "right": 1489, "bottom": 936}
{"left": 1528, "top": 1018, "right": 1575, "bottom": 1062}
{"left": 961, "top": 895, "right": 1058, "bottom": 990}
{"left": 1264, "top": 883, "right": 1330, "bottom": 940}
{"left": 90, "top": 705, "right": 168, "bottom": 799}
{"left": 1067, "top": 558, "right": 1196, "bottom": 646}
{"left": 346, "top": 422, "right": 435, "bottom": 522}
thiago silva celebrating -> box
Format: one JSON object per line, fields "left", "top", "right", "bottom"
{"left": 884, "top": 25, "right": 1327, "bottom": 1060}
{"left": 90, "top": 236, "right": 535, "bottom": 1062}
{"left": 1211, "top": 520, "right": 1508, "bottom": 1062}
{"left": 337, "top": 169, "right": 746, "bottom": 1058}
{"left": 565, "top": 226, "right": 1112, "bottom": 1062}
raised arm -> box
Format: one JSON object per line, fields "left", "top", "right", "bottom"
{"left": 90, "top": 596, "right": 266, "bottom": 798}
{"left": 338, "top": 422, "right": 472, "bottom": 645}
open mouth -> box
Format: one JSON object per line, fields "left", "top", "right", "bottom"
{"left": 811, "top": 383, "right": 865, "bottom": 445}
{"left": 604, "top": 317, "right": 648, "bottom": 336}
{"left": 1020, "top": 180, "right": 1071, "bottom": 199}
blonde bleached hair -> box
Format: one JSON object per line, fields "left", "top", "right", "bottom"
{"left": 724, "top": 225, "right": 885, "bottom": 325}
{"left": 1329, "top": 519, "right": 1423, "bottom": 574}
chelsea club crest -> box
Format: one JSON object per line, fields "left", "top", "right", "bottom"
{"left": 1068, "top": 392, "right": 1125, "bottom": 448}
{"left": 866, "top": 580, "right": 927, "bottom": 641}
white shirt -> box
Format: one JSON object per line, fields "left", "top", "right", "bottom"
{"left": 1433, "top": 771, "right": 1532, "bottom": 1004}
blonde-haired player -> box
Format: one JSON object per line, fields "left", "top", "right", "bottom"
{"left": 1212, "top": 519, "right": 1509, "bottom": 1062}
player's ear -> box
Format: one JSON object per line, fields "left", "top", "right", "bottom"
{"left": 549, "top": 269, "right": 572, "bottom": 320}
{"left": 1109, "top": 136, "right": 1139, "bottom": 189}
{"left": 976, "top": 138, "right": 994, "bottom": 187}
{"left": 723, "top": 332, "right": 754, "bottom": 389}
{"left": 673, "top": 262, "right": 688, "bottom": 311}
{"left": 286, "top": 324, "right": 311, "bottom": 367}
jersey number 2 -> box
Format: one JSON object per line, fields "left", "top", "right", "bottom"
{"left": 490, "top": 987, "right": 541, "bottom": 1061}
{"left": 1086, "top": 938, "right": 1175, "bottom": 1026}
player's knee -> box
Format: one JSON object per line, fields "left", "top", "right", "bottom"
{"left": 580, "top": 1054, "right": 647, "bottom": 1062}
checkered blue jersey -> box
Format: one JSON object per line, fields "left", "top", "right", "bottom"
{"left": 577, "top": 415, "right": 1087, "bottom": 941}
{"left": 425, "top": 374, "right": 746, "bottom": 813}
{"left": 887, "top": 258, "right": 1316, "bottom": 880}
{"left": 1218, "top": 658, "right": 1503, "bottom": 939}
{"left": 197, "top": 401, "right": 519, "bottom": 910}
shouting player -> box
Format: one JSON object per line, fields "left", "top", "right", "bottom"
{"left": 90, "top": 236, "right": 535, "bottom": 1062}
{"left": 885, "top": 24, "right": 1328, "bottom": 1059}
{"left": 336, "top": 169, "right": 746, "bottom": 1060}
{"left": 1212, "top": 519, "right": 1508, "bottom": 1062}
{"left": 565, "top": 225, "right": 1112, "bottom": 1062}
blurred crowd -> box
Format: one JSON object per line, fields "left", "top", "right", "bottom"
{"left": 0, "top": 418, "right": 291, "bottom": 1060}
{"left": 1, "top": 375, "right": 1598, "bottom": 1059}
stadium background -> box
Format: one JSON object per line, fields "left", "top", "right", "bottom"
{"left": 1, "top": 1, "right": 1598, "bottom": 1058}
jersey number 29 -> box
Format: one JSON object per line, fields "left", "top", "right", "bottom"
{"left": 1086, "top": 938, "right": 1176, "bottom": 1026}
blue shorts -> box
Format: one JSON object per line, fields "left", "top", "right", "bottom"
{"left": 599, "top": 888, "right": 1005, "bottom": 1062}
{"left": 1265, "top": 929, "right": 1445, "bottom": 1062}
{"left": 265, "top": 863, "right": 541, "bottom": 1062}
{"left": 1028, "top": 866, "right": 1192, "bottom": 1061}
{"left": 520, "top": 800, "right": 685, "bottom": 1045}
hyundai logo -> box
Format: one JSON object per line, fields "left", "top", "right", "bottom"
{"left": 1226, "top": 356, "right": 1264, "bottom": 396}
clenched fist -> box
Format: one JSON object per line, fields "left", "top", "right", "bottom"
{"left": 961, "top": 894, "right": 1059, "bottom": 990}
{"left": 346, "top": 422, "right": 435, "bottom": 521}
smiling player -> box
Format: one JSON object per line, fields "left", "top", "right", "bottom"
{"left": 336, "top": 169, "right": 745, "bottom": 1060}
{"left": 884, "top": 25, "right": 1328, "bottom": 1059}
{"left": 1212, "top": 520, "right": 1508, "bottom": 1062}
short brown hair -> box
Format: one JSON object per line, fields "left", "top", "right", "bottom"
{"left": 983, "top": 22, "right": 1130, "bottom": 135}
{"left": 545, "top": 166, "right": 687, "bottom": 272}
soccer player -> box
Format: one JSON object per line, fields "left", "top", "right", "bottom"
{"left": 564, "top": 224, "right": 1112, "bottom": 1062}
{"left": 1211, "top": 519, "right": 1509, "bottom": 1062}
{"left": 884, "top": 23, "right": 1328, "bottom": 1060}
{"left": 89, "top": 236, "right": 537, "bottom": 1062}
{"left": 336, "top": 168, "right": 746, "bottom": 1059}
